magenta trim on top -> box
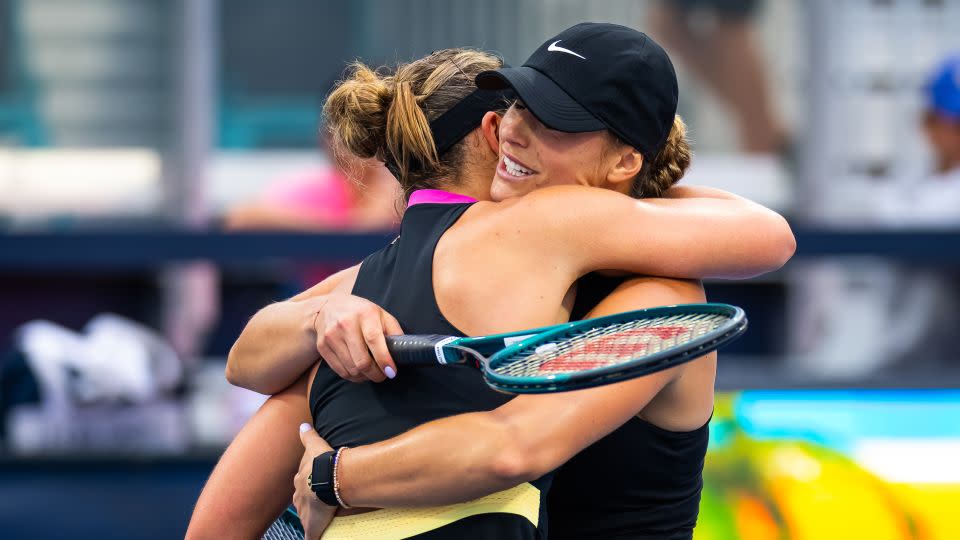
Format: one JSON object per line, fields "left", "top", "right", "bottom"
{"left": 407, "top": 189, "right": 478, "bottom": 207}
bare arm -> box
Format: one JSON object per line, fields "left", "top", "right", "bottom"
{"left": 333, "top": 278, "right": 710, "bottom": 507}
{"left": 228, "top": 185, "right": 789, "bottom": 393}
{"left": 508, "top": 185, "right": 795, "bottom": 280}
{"left": 225, "top": 264, "right": 360, "bottom": 394}
{"left": 186, "top": 375, "right": 311, "bottom": 539}
{"left": 338, "top": 379, "right": 672, "bottom": 506}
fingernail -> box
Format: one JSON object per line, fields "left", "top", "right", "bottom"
{"left": 299, "top": 422, "right": 312, "bottom": 434}
{"left": 384, "top": 366, "right": 396, "bottom": 379}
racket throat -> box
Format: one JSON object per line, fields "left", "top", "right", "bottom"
{"left": 444, "top": 345, "right": 485, "bottom": 367}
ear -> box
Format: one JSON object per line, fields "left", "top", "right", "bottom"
{"left": 606, "top": 145, "right": 644, "bottom": 187}
{"left": 480, "top": 111, "right": 502, "bottom": 156}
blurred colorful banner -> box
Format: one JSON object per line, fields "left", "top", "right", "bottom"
{"left": 695, "top": 390, "right": 960, "bottom": 540}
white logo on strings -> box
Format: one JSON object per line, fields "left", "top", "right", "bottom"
{"left": 547, "top": 40, "right": 586, "bottom": 60}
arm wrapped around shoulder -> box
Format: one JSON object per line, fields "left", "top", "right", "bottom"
{"left": 507, "top": 184, "right": 795, "bottom": 280}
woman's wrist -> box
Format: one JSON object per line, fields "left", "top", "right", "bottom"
{"left": 301, "top": 295, "right": 331, "bottom": 338}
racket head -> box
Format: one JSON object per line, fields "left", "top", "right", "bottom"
{"left": 482, "top": 303, "right": 746, "bottom": 394}
{"left": 262, "top": 507, "right": 304, "bottom": 540}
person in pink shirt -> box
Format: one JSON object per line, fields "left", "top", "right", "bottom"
{"left": 223, "top": 137, "right": 401, "bottom": 287}
{"left": 224, "top": 148, "right": 400, "bottom": 232}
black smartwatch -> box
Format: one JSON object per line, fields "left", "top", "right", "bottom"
{"left": 309, "top": 450, "right": 339, "bottom": 506}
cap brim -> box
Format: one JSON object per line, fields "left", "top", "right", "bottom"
{"left": 476, "top": 66, "right": 606, "bottom": 133}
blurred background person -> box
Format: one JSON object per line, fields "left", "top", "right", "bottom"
{"left": 220, "top": 131, "right": 400, "bottom": 300}
{"left": 223, "top": 135, "right": 400, "bottom": 233}
{"left": 925, "top": 56, "right": 960, "bottom": 173}
{"left": 874, "top": 53, "right": 960, "bottom": 364}
{"left": 880, "top": 54, "right": 960, "bottom": 222}
{"left": 648, "top": 0, "right": 788, "bottom": 154}
{"left": 789, "top": 53, "right": 960, "bottom": 379}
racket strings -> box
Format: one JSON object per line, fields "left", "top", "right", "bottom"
{"left": 262, "top": 509, "right": 304, "bottom": 540}
{"left": 491, "top": 313, "right": 728, "bottom": 377}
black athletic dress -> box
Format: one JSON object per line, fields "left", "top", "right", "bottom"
{"left": 546, "top": 273, "right": 711, "bottom": 540}
{"left": 309, "top": 200, "right": 551, "bottom": 539}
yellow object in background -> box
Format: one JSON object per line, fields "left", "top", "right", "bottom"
{"left": 888, "top": 483, "right": 960, "bottom": 540}
{"left": 764, "top": 444, "right": 913, "bottom": 540}
{"left": 694, "top": 392, "right": 960, "bottom": 540}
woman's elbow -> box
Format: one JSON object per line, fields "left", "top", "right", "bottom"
{"left": 224, "top": 346, "right": 245, "bottom": 387}
{"left": 224, "top": 346, "right": 271, "bottom": 393}
{"left": 488, "top": 436, "right": 558, "bottom": 486}
{"left": 740, "top": 211, "right": 795, "bottom": 277}
{"left": 768, "top": 213, "right": 797, "bottom": 269}
{"left": 489, "top": 446, "right": 541, "bottom": 486}
{"left": 224, "top": 362, "right": 243, "bottom": 389}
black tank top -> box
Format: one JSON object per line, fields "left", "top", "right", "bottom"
{"left": 549, "top": 273, "right": 710, "bottom": 540}
{"left": 309, "top": 201, "right": 550, "bottom": 539}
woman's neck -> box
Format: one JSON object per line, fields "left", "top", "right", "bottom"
{"left": 433, "top": 167, "right": 493, "bottom": 202}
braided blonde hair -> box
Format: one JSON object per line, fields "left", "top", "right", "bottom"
{"left": 630, "top": 115, "right": 692, "bottom": 198}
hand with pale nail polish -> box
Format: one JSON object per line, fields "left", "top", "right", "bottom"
{"left": 293, "top": 423, "right": 336, "bottom": 540}
{"left": 312, "top": 293, "right": 403, "bottom": 383}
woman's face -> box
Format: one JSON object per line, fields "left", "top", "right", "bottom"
{"left": 490, "top": 101, "right": 614, "bottom": 201}
{"left": 923, "top": 111, "right": 960, "bottom": 172}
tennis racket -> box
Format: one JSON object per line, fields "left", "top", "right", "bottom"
{"left": 262, "top": 507, "right": 304, "bottom": 540}
{"left": 385, "top": 303, "right": 746, "bottom": 394}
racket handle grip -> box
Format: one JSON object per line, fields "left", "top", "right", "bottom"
{"left": 385, "top": 335, "right": 457, "bottom": 365}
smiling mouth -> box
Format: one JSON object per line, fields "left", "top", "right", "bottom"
{"left": 501, "top": 155, "right": 536, "bottom": 179}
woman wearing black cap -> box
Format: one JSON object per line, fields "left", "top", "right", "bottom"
{"left": 475, "top": 21, "right": 687, "bottom": 205}
{"left": 194, "top": 26, "right": 793, "bottom": 540}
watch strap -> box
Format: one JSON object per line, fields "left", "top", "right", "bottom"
{"left": 310, "top": 450, "right": 339, "bottom": 506}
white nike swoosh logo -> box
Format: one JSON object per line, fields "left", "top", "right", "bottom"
{"left": 547, "top": 40, "right": 586, "bottom": 60}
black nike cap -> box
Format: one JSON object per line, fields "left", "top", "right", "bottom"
{"left": 476, "top": 22, "right": 678, "bottom": 158}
